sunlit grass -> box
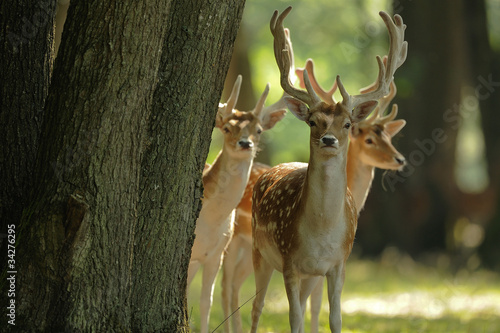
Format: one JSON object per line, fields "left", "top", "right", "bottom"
{"left": 187, "top": 252, "right": 500, "bottom": 332}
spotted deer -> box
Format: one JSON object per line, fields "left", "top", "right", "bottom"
{"left": 219, "top": 65, "right": 407, "bottom": 333}
{"left": 187, "top": 75, "right": 286, "bottom": 333}
{"left": 250, "top": 7, "right": 407, "bottom": 333}
{"left": 297, "top": 59, "right": 407, "bottom": 333}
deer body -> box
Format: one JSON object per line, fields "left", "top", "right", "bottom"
{"left": 188, "top": 76, "right": 286, "bottom": 333}
{"left": 251, "top": 105, "right": 359, "bottom": 333}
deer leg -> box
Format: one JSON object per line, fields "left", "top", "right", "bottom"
{"left": 250, "top": 248, "right": 274, "bottom": 333}
{"left": 283, "top": 261, "right": 302, "bottom": 333}
{"left": 187, "top": 260, "right": 201, "bottom": 290}
{"left": 199, "top": 252, "right": 224, "bottom": 333}
{"left": 221, "top": 236, "right": 240, "bottom": 333}
{"left": 231, "top": 241, "right": 253, "bottom": 333}
{"left": 326, "top": 264, "right": 345, "bottom": 333}
{"left": 309, "top": 277, "right": 324, "bottom": 333}
{"left": 299, "top": 276, "right": 323, "bottom": 333}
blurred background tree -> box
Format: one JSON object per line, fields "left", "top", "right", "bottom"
{"left": 208, "top": 0, "right": 500, "bottom": 271}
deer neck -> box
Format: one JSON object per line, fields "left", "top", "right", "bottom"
{"left": 203, "top": 147, "right": 253, "bottom": 212}
{"left": 346, "top": 142, "right": 375, "bottom": 213}
{"left": 302, "top": 149, "right": 348, "bottom": 227}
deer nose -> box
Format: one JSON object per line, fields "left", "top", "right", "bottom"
{"left": 395, "top": 156, "right": 406, "bottom": 165}
{"left": 321, "top": 136, "right": 338, "bottom": 147}
{"left": 238, "top": 139, "right": 253, "bottom": 149}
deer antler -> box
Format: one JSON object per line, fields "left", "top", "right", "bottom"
{"left": 270, "top": 6, "right": 321, "bottom": 108}
{"left": 362, "top": 79, "right": 398, "bottom": 125}
{"left": 219, "top": 75, "right": 243, "bottom": 118}
{"left": 339, "top": 11, "right": 407, "bottom": 110}
{"left": 296, "top": 59, "right": 338, "bottom": 104}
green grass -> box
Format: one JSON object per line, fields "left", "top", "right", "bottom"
{"left": 187, "top": 254, "right": 500, "bottom": 332}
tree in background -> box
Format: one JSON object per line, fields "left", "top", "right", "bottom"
{"left": 1, "top": 0, "right": 245, "bottom": 331}
{"left": 358, "top": 0, "right": 500, "bottom": 270}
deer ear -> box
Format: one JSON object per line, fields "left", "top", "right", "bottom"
{"left": 215, "top": 103, "right": 227, "bottom": 128}
{"left": 352, "top": 100, "right": 378, "bottom": 123}
{"left": 262, "top": 109, "right": 287, "bottom": 130}
{"left": 285, "top": 96, "right": 309, "bottom": 122}
{"left": 385, "top": 119, "right": 406, "bottom": 137}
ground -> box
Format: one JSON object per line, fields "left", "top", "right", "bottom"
{"left": 188, "top": 248, "right": 500, "bottom": 333}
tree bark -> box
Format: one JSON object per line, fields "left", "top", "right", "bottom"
{"left": 131, "top": 1, "right": 245, "bottom": 331}
{"left": 0, "top": 0, "right": 56, "bottom": 286}
{"left": 14, "top": 1, "right": 171, "bottom": 331}
{"left": 6, "top": 0, "right": 246, "bottom": 331}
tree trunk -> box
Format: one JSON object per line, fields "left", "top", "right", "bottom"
{"left": 465, "top": 0, "right": 500, "bottom": 270}
{"left": 7, "top": 0, "right": 245, "bottom": 330}
{"left": 13, "top": 1, "right": 171, "bottom": 331}
{"left": 131, "top": 1, "right": 245, "bottom": 331}
{"left": 357, "top": 0, "right": 467, "bottom": 255}
{"left": 0, "top": 0, "right": 56, "bottom": 288}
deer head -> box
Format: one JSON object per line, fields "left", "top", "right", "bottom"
{"left": 350, "top": 96, "right": 406, "bottom": 170}
{"left": 271, "top": 7, "right": 407, "bottom": 159}
{"left": 297, "top": 59, "right": 407, "bottom": 170}
{"left": 216, "top": 75, "right": 287, "bottom": 159}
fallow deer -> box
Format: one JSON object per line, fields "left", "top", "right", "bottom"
{"left": 219, "top": 67, "right": 407, "bottom": 333}
{"left": 250, "top": 7, "right": 407, "bottom": 333}
{"left": 297, "top": 59, "right": 407, "bottom": 332}
{"left": 188, "top": 75, "right": 286, "bottom": 333}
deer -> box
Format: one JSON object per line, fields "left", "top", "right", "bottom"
{"left": 250, "top": 6, "right": 407, "bottom": 333}
{"left": 187, "top": 75, "right": 286, "bottom": 333}
{"left": 219, "top": 63, "right": 406, "bottom": 333}
{"left": 297, "top": 59, "right": 407, "bottom": 333}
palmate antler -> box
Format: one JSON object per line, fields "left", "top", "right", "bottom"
{"left": 272, "top": 7, "right": 407, "bottom": 113}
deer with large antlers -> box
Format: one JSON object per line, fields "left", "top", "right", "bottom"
{"left": 187, "top": 75, "right": 286, "bottom": 333}
{"left": 250, "top": 7, "right": 407, "bottom": 333}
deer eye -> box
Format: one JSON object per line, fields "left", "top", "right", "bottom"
{"left": 223, "top": 127, "right": 230, "bottom": 134}
{"left": 365, "top": 138, "right": 374, "bottom": 144}
{"left": 308, "top": 120, "right": 316, "bottom": 127}
{"left": 344, "top": 122, "right": 351, "bottom": 129}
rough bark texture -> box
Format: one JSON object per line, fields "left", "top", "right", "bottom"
{"left": 14, "top": 1, "right": 170, "bottom": 331}
{"left": 131, "top": 1, "right": 246, "bottom": 331}
{"left": 0, "top": 0, "right": 56, "bottom": 285}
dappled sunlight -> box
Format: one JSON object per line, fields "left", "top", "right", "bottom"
{"left": 342, "top": 291, "right": 500, "bottom": 319}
